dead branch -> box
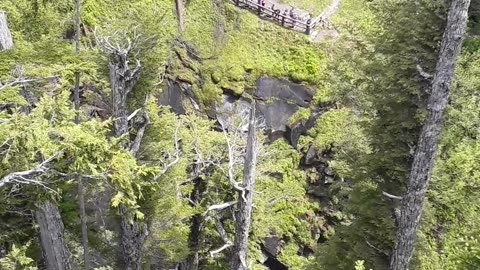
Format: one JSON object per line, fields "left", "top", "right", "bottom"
{"left": 203, "top": 201, "right": 236, "bottom": 216}
{"left": 152, "top": 122, "right": 181, "bottom": 181}
{"left": 416, "top": 64, "right": 433, "bottom": 80}
{"left": 382, "top": 191, "right": 403, "bottom": 201}
{"left": 0, "top": 151, "right": 62, "bottom": 190}
{"left": 366, "top": 240, "right": 389, "bottom": 256}
{"left": 130, "top": 95, "right": 151, "bottom": 156}
{"left": 210, "top": 242, "right": 233, "bottom": 257}
{"left": 0, "top": 76, "right": 59, "bottom": 92}
{"left": 209, "top": 216, "right": 233, "bottom": 257}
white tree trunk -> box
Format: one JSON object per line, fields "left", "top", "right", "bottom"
{"left": 389, "top": 1, "right": 471, "bottom": 269}
{"left": 0, "top": 10, "right": 13, "bottom": 50}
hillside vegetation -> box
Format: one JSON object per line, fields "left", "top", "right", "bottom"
{"left": 0, "top": 0, "right": 479, "bottom": 270}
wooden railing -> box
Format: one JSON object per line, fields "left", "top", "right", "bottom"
{"left": 232, "top": 0, "right": 324, "bottom": 34}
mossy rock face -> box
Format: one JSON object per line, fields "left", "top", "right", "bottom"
{"left": 226, "top": 66, "right": 245, "bottom": 82}
{"left": 176, "top": 72, "right": 197, "bottom": 85}
{"left": 211, "top": 70, "right": 222, "bottom": 84}
{"left": 221, "top": 81, "right": 245, "bottom": 95}
{"left": 288, "top": 108, "right": 312, "bottom": 125}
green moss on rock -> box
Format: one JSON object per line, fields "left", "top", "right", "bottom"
{"left": 288, "top": 108, "right": 312, "bottom": 125}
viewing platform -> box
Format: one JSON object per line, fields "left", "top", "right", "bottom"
{"left": 231, "top": 0, "right": 340, "bottom": 36}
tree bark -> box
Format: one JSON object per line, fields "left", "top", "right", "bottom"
{"left": 78, "top": 177, "right": 90, "bottom": 270}
{"left": 389, "top": 1, "right": 471, "bottom": 269}
{"left": 74, "top": 0, "right": 81, "bottom": 125}
{"left": 119, "top": 204, "right": 147, "bottom": 270}
{"left": 0, "top": 10, "right": 13, "bottom": 50}
{"left": 184, "top": 176, "right": 206, "bottom": 270}
{"left": 73, "top": 0, "right": 90, "bottom": 269}
{"left": 108, "top": 45, "right": 145, "bottom": 270}
{"left": 110, "top": 57, "right": 141, "bottom": 138}
{"left": 175, "top": 0, "right": 185, "bottom": 32}
{"left": 36, "top": 201, "right": 72, "bottom": 270}
{"left": 230, "top": 102, "right": 257, "bottom": 270}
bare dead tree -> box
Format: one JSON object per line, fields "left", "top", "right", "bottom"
{"left": 94, "top": 28, "right": 163, "bottom": 270}
{"left": 389, "top": 1, "right": 471, "bottom": 269}
{"left": 0, "top": 10, "right": 13, "bottom": 50}
{"left": 200, "top": 100, "right": 263, "bottom": 269}
{"left": 95, "top": 29, "right": 145, "bottom": 270}
{"left": 229, "top": 101, "right": 258, "bottom": 270}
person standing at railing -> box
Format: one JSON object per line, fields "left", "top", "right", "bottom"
{"left": 271, "top": 3, "right": 279, "bottom": 20}
{"left": 305, "top": 13, "right": 311, "bottom": 23}
{"left": 289, "top": 7, "right": 297, "bottom": 28}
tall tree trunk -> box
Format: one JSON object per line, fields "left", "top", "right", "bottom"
{"left": 230, "top": 102, "right": 257, "bottom": 270}
{"left": 78, "top": 177, "right": 90, "bottom": 270}
{"left": 73, "top": 0, "right": 81, "bottom": 123}
{"left": 108, "top": 49, "right": 145, "bottom": 270}
{"left": 0, "top": 10, "right": 13, "bottom": 50}
{"left": 183, "top": 176, "right": 206, "bottom": 270}
{"left": 175, "top": 0, "right": 185, "bottom": 32}
{"left": 36, "top": 201, "right": 72, "bottom": 270}
{"left": 73, "top": 0, "right": 90, "bottom": 269}
{"left": 389, "top": 1, "right": 471, "bottom": 269}
{"left": 119, "top": 204, "right": 147, "bottom": 270}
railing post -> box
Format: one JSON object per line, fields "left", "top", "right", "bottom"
{"left": 235, "top": 0, "right": 239, "bottom": 6}
{"left": 306, "top": 19, "right": 312, "bottom": 35}
{"left": 281, "top": 15, "right": 285, "bottom": 26}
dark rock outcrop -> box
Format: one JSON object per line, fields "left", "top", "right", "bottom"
{"left": 254, "top": 76, "right": 313, "bottom": 134}
{"left": 255, "top": 76, "right": 313, "bottom": 108}
{"left": 157, "top": 80, "right": 190, "bottom": 114}
{"left": 263, "top": 236, "right": 281, "bottom": 257}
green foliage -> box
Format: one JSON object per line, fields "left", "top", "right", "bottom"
{"left": 0, "top": 242, "right": 38, "bottom": 270}
{"left": 1, "top": 0, "right": 479, "bottom": 269}
{"left": 354, "top": 260, "right": 366, "bottom": 270}
{"left": 418, "top": 50, "right": 480, "bottom": 269}
{"left": 288, "top": 107, "right": 311, "bottom": 125}
{"left": 253, "top": 140, "right": 318, "bottom": 268}
{"left": 310, "top": 109, "right": 369, "bottom": 153}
